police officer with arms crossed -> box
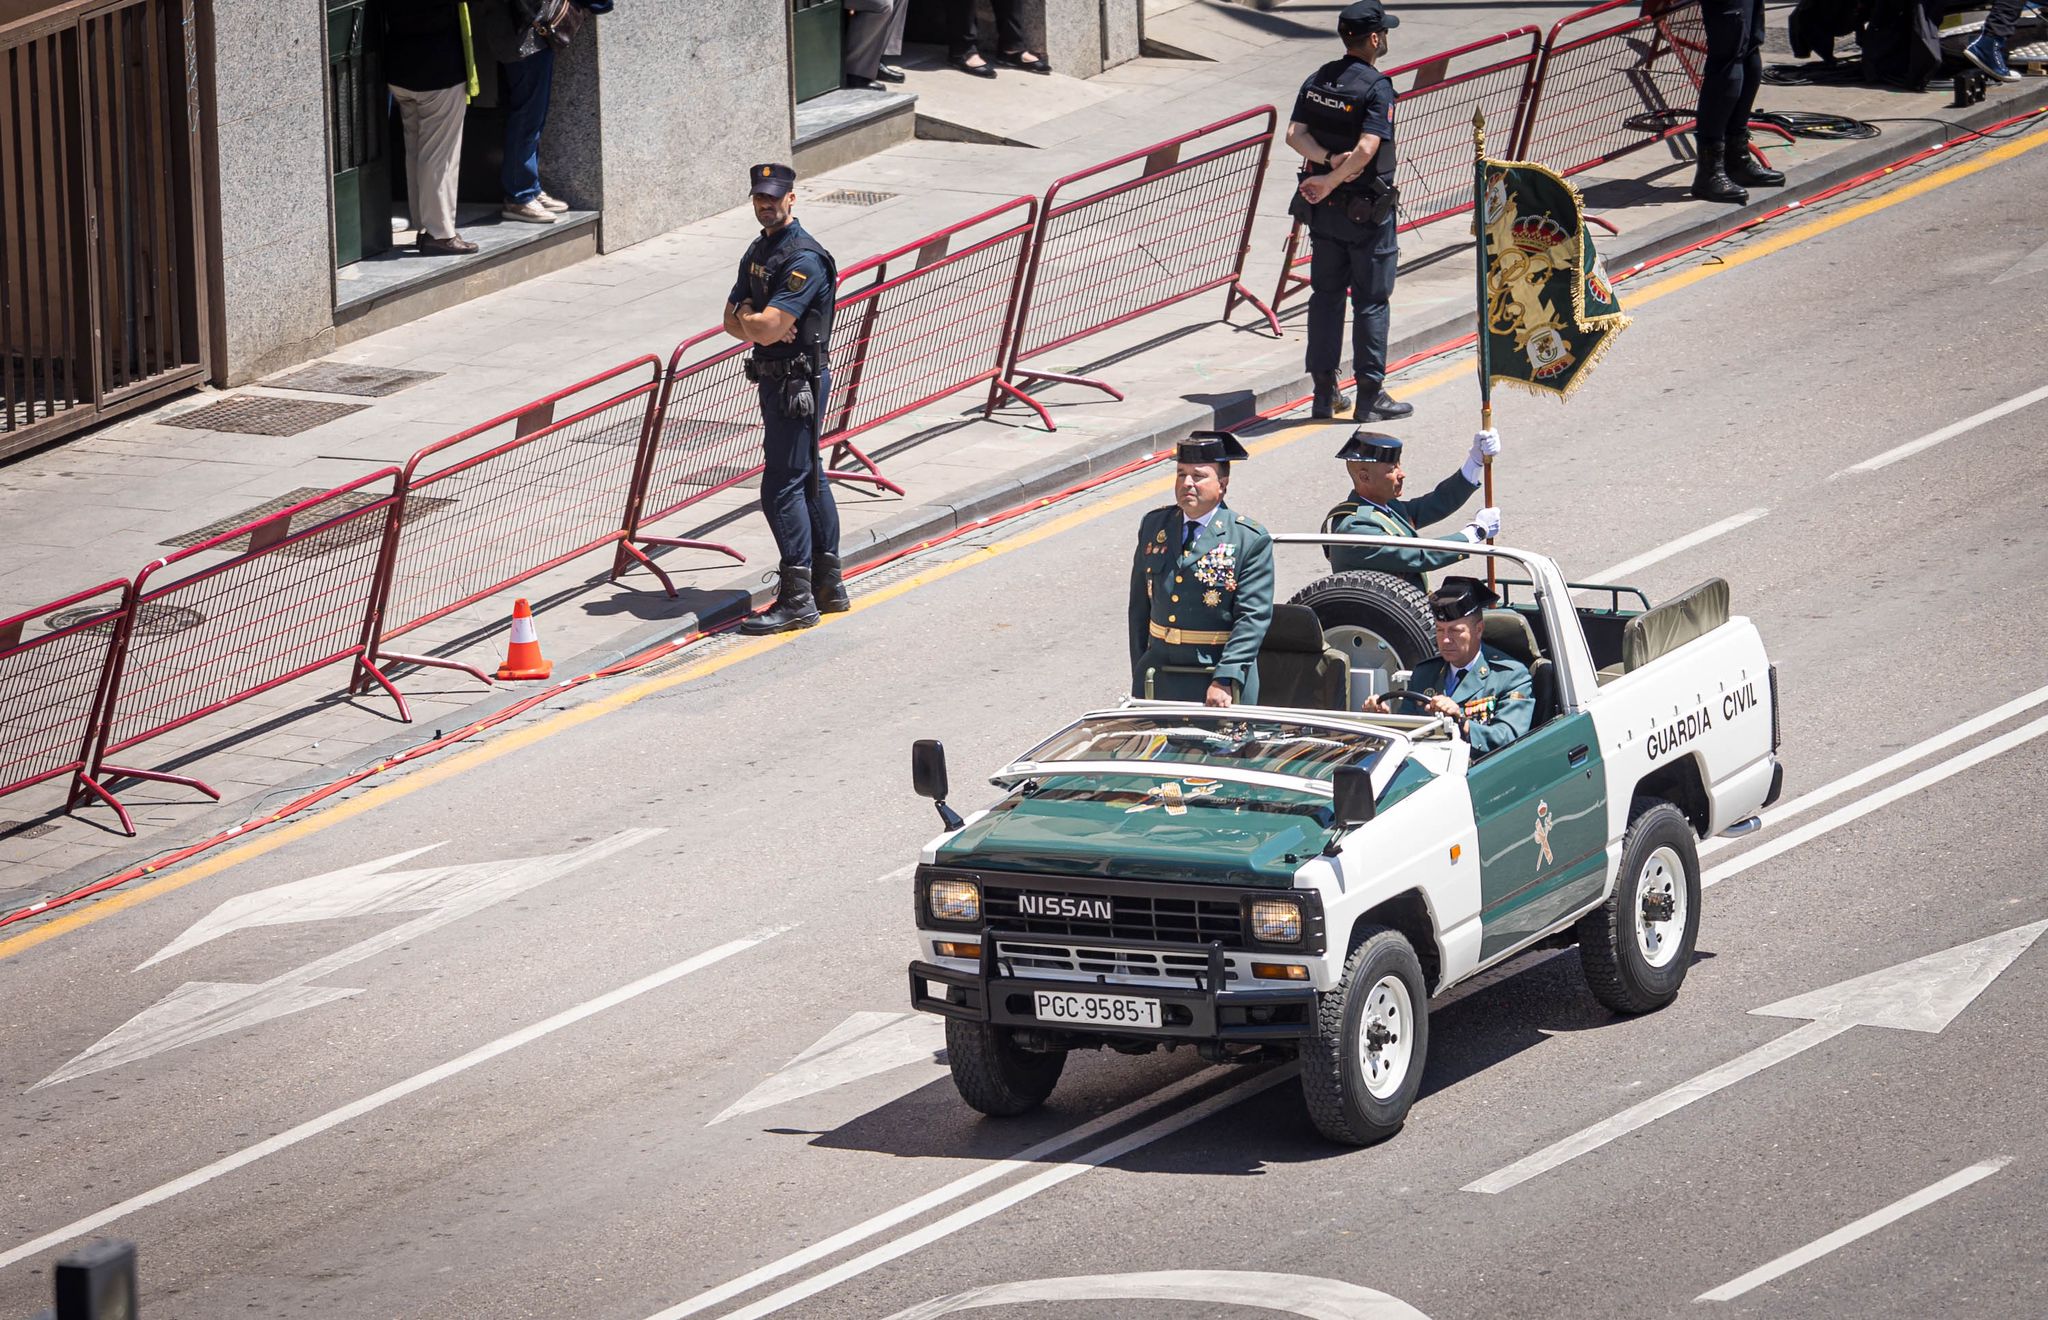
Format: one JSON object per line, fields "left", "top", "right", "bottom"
{"left": 1129, "top": 432, "right": 1275, "bottom": 708}
{"left": 1323, "top": 427, "right": 1501, "bottom": 589}
{"left": 724, "top": 163, "right": 846, "bottom": 635}
{"left": 1363, "top": 576, "right": 1532, "bottom": 756}
{"left": 1288, "top": 0, "right": 1411, "bottom": 424}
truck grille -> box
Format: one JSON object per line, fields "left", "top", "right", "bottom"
{"left": 995, "top": 938, "right": 1241, "bottom": 984}
{"left": 983, "top": 885, "right": 1244, "bottom": 948}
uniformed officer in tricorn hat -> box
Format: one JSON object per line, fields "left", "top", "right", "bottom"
{"left": 1128, "top": 431, "right": 1275, "bottom": 707}
{"left": 1322, "top": 427, "right": 1501, "bottom": 589}
{"left": 1363, "top": 576, "right": 1533, "bottom": 755}
{"left": 1288, "top": 0, "right": 1411, "bottom": 423}
{"left": 724, "top": 162, "right": 845, "bottom": 635}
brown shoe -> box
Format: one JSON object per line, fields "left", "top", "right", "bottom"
{"left": 418, "top": 233, "right": 479, "bottom": 255}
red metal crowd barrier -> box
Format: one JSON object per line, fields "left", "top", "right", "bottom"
{"left": 1274, "top": 28, "right": 1545, "bottom": 308}
{"left": 88, "top": 472, "right": 409, "bottom": 831}
{"left": 996, "top": 107, "right": 1282, "bottom": 421}
{"left": 371, "top": 358, "right": 669, "bottom": 685}
{"left": 0, "top": 581, "right": 131, "bottom": 826}
{"left": 1513, "top": 0, "right": 1706, "bottom": 176}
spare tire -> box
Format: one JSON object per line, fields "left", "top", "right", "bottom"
{"left": 1288, "top": 572, "right": 1436, "bottom": 690}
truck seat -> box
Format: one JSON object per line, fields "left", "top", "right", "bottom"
{"left": 1257, "top": 603, "right": 1352, "bottom": 711}
{"left": 1483, "top": 609, "right": 1558, "bottom": 728}
{"left": 1620, "top": 578, "right": 1730, "bottom": 672}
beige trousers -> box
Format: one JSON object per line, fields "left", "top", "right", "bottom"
{"left": 391, "top": 82, "right": 467, "bottom": 240}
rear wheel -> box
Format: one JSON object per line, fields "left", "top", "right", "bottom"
{"left": 1288, "top": 572, "right": 1435, "bottom": 696}
{"left": 1300, "top": 926, "right": 1429, "bottom": 1145}
{"left": 1578, "top": 799, "right": 1701, "bottom": 1014}
{"left": 945, "top": 1018, "right": 1065, "bottom": 1117}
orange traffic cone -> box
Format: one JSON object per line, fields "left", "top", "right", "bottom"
{"left": 495, "top": 598, "right": 553, "bottom": 680}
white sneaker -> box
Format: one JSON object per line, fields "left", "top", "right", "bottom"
{"left": 501, "top": 198, "right": 557, "bottom": 224}
{"left": 536, "top": 191, "right": 570, "bottom": 213}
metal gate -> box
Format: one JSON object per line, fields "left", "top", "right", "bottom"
{"left": 791, "top": 0, "right": 842, "bottom": 103}
{"left": 0, "top": 0, "right": 206, "bottom": 461}
{"left": 327, "top": 0, "right": 391, "bottom": 267}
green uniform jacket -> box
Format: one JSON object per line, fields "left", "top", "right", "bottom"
{"left": 1128, "top": 504, "right": 1275, "bottom": 703}
{"left": 1322, "top": 469, "right": 1481, "bottom": 588}
{"left": 1409, "top": 643, "right": 1534, "bottom": 757}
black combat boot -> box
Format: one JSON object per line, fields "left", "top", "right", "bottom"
{"left": 1359, "top": 389, "right": 1413, "bottom": 422}
{"left": 1690, "top": 142, "right": 1748, "bottom": 205}
{"left": 1311, "top": 371, "right": 1352, "bottom": 420}
{"left": 813, "top": 552, "right": 850, "bottom": 614}
{"left": 739, "top": 562, "right": 820, "bottom": 635}
{"left": 1724, "top": 136, "right": 1785, "bottom": 188}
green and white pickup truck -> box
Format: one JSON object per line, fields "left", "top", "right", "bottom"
{"left": 906, "top": 536, "right": 1783, "bottom": 1145}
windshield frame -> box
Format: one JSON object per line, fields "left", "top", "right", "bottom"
{"left": 993, "top": 706, "right": 1413, "bottom": 798}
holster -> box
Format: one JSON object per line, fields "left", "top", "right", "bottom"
{"left": 1344, "top": 173, "right": 1399, "bottom": 226}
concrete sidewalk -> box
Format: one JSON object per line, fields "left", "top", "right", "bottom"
{"left": 3, "top": 0, "right": 2042, "bottom": 898}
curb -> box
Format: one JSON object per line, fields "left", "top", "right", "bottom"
{"left": 22, "top": 93, "right": 2046, "bottom": 900}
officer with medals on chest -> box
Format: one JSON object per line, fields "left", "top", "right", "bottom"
{"left": 1288, "top": 1, "right": 1413, "bottom": 424}
{"left": 1322, "top": 427, "right": 1502, "bottom": 590}
{"left": 724, "top": 163, "right": 845, "bottom": 635}
{"left": 1128, "top": 432, "right": 1276, "bottom": 708}
{"left": 1363, "top": 576, "right": 1532, "bottom": 756}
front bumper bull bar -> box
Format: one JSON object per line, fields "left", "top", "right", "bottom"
{"left": 909, "top": 928, "right": 1318, "bottom": 1042}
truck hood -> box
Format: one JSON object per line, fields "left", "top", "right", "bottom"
{"left": 933, "top": 774, "right": 1333, "bottom": 888}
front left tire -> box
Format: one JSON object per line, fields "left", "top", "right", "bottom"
{"left": 945, "top": 1018, "right": 1065, "bottom": 1117}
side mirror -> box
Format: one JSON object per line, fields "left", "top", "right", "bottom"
{"left": 911, "top": 739, "right": 950, "bottom": 801}
{"left": 1332, "top": 766, "right": 1377, "bottom": 829}
{"left": 912, "top": 739, "right": 965, "bottom": 831}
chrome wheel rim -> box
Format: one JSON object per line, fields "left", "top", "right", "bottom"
{"left": 1635, "top": 845, "right": 1687, "bottom": 969}
{"left": 1357, "top": 973, "right": 1414, "bottom": 1100}
{"left": 1324, "top": 625, "right": 1404, "bottom": 699}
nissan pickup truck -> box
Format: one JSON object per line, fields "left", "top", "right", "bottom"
{"left": 905, "top": 535, "right": 1783, "bottom": 1145}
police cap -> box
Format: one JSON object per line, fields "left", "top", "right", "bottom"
{"left": 1336, "top": 430, "right": 1403, "bottom": 464}
{"left": 749, "top": 162, "right": 797, "bottom": 197}
{"left": 1175, "top": 430, "right": 1250, "bottom": 465}
{"left": 1429, "top": 576, "right": 1499, "bottom": 622}
{"left": 1338, "top": 0, "right": 1399, "bottom": 34}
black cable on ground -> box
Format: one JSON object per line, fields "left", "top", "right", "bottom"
{"left": 1752, "top": 110, "right": 1882, "bottom": 139}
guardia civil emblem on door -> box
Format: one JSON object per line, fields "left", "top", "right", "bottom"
{"left": 1532, "top": 799, "right": 1554, "bottom": 867}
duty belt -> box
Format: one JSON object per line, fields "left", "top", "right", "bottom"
{"left": 1149, "top": 621, "right": 1232, "bottom": 646}
{"left": 744, "top": 355, "right": 810, "bottom": 382}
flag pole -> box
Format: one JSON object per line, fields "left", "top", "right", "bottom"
{"left": 1473, "top": 108, "right": 1496, "bottom": 588}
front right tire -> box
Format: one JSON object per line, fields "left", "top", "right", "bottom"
{"left": 1577, "top": 798, "right": 1702, "bottom": 1014}
{"left": 945, "top": 1018, "right": 1065, "bottom": 1117}
{"left": 1300, "top": 925, "right": 1430, "bottom": 1145}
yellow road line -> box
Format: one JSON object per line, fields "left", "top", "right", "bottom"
{"left": 8, "top": 126, "right": 2038, "bottom": 961}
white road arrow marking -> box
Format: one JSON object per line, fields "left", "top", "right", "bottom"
{"left": 1464, "top": 919, "right": 2047, "bottom": 1194}
{"left": 32, "top": 829, "right": 662, "bottom": 1090}
{"left": 710, "top": 1011, "right": 946, "bottom": 1125}
{"left": 882, "top": 1270, "right": 1432, "bottom": 1319}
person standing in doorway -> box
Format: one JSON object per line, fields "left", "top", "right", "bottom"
{"left": 384, "top": 0, "right": 475, "bottom": 255}
{"left": 1287, "top": 1, "right": 1411, "bottom": 423}
{"left": 724, "top": 164, "right": 846, "bottom": 635}
{"left": 487, "top": 0, "right": 573, "bottom": 224}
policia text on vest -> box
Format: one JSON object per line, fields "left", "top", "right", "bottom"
{"left": 1286, "top": 0, "right": 1414, "bottom": 426}
{"left": 723, "top": 163, "right": 849, "bottom": 636}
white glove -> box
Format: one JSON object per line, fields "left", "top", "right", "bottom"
{"left": 1461, "top": 429, "right": 1501, "bottom": 484}
{"left": 1463, "top": 506, "right": 1501, "bottom": 541}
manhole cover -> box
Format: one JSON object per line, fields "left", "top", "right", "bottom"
{"left": 0, "top": 820, "right": 60, "bottom": 839}
{"left": 44, "top": 600, "right": 205, "bottom": 636}
{"left": 266, "top": 363, "right": 442, "bottom": 397}
{"left": 815, "top": 189, "right": 898, "bottom": 207}
{"left": 162, "top": 487, "right": 455, "bottom": 559}
{"left": 160, "top": 395, "right": 368, "bottom": 436}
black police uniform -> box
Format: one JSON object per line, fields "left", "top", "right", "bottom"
{"left": 730, "top": 206, "right": 840, "bottom": 572}
{"left": 1291, "top": 8, "right": 1402, "bottom": 416}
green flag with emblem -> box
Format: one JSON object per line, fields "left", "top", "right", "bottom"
{"left": 1473, "top": 156, "right": 1631, "bottom": 399}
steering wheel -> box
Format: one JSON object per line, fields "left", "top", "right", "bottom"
{"left": 1369, "top": 687, "right": 1438, "bottom": 714}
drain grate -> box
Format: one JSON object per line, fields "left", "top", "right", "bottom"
{"left": 266, "top": 363, "right": 442, "bottom": 397}
{"left": 814, "top": 189, "right": 898, "bottom": 207}
{"left": 162, "top": 487, "right": 456, "bottom": 559}
{"left": 160, "top": 395, "right": 368, "bottom": 436}
{"left": 0, "top": 820, "right": 60, "bottom": 839}
{"left": 45, "top": 600, "right": 205, "bottom": 637}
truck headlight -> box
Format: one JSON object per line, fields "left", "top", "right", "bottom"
{"left": 1249, "top": 898, "right": 1302, "bottom": 944}
{"left": 928, "top": 878, "right": 981, "bottom": 923}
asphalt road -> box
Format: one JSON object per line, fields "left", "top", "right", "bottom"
{"left": 4, "top": 124, "right": 2048, "bottom": 1320}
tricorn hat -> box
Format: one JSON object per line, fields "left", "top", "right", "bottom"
{"left": 1336, "top": 430, "right": 1403, "bottom": 464}
{"left": 1175, "top": 430, "right": 1251, "bottom": 465}
{"left": 1429, "top": 576, "right": 1499, "bottom": 622}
